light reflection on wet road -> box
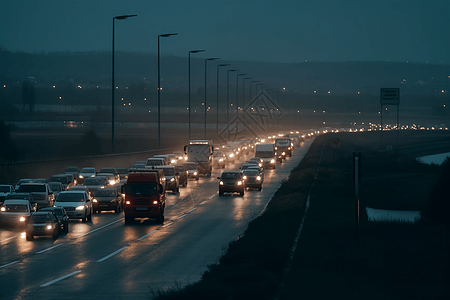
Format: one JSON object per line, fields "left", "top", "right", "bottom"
{"left": 0, "top": 139, "right": 312, "bottom": 300}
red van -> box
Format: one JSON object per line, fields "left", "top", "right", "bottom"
{"left": 122, "top": 169, "right": 166, "bottom": 224}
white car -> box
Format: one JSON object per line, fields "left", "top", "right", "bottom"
{"left": 54, "top": 191, "right": 92, "bottom": 222}
{"left": 0, "top": 199, "right": 35, "bottom": 227}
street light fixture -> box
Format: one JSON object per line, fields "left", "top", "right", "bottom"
{"left": 226, "top": 69, "right": 239, "bottom": 134}
{"left": 236, "top": 74, "right": 247, "bottom": 116}
{"left": 111, "top": 14, "right": 136, "bottom": 153}
{"left": 188, "top": 49, "right": 205, "bottom": 140}
{"left": 204, "top": 57, "right": 220, "bottom": 139}
{"left": 216, "top": 63, "right": 230, "bottom": 136}
{"left": 158, "top": 33, "right": 177, "bottom": 148}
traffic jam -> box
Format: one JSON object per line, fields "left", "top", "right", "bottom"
{"left": 0, "top": 130, "right": 315, "bottom": 240}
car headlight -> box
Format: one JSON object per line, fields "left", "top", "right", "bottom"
{"left": 125, "top": 200, "right": 130, "bottom": 205}
{"left": 93, "top": 199, "right": 98, "bottom": 203}
{"left": 47, "top": 224, "right": 52, "bottom": 230}
{"left": 171, "top": 159, "right": 176, "bottom": 164}
{"left": 109, "top": 180, "right": 116, "bottom": 185}
{"left": 79, "top": 175, "right": 84, "bottom": 178}
{"left": 275, "top": 147, "right": 278, "bottom": 150}
{"left": 282, "top": 152, "right": 285, "bottom": 155}
{"left": 153, "top": 200, "right": 159, "bottom": 205}
{"left": 184, "top": 157, "right": 188, "bottom": 160}
{"left": 219, "top": 181, "right": 224, "bottom": 185}
{"left": 243, "top": 175, "right": 247, "bottom": 180}
{"left": 170, "top": 178, "right": 175, "bottom": 182}
{"left": 20, "top": 216, "right": 26, "bottom": 222}
{"left": 0, "top": 207, "right": 5, "bottom": 212}
{"left": 76, "top": 205, "right": 85, "bottom": 210}
{"left": 237, "top": 181, "right": 242, "bottom": 185}
{"left": 259, "top": 163, "right": 262, "bottom": 167}
{"left": 219, "top": 158, "right": 223, "bottom": 162}
{"left": 288, "top": 147, "right": 291, "bottom": 150}
{"left": 193, "top": 172, "right": 197, "bottom": 175}
{"left": 229, "top": 154, "right": 234, "bottom": 157}
{"left": 256, "top": 176, "right": 261, "bottom": 181}
{"left": 270, "top": 159, "right": 275, "bottom": 163}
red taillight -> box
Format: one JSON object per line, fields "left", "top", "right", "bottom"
{"left": 152, "top": 200, "right": 158, "bottom": 205}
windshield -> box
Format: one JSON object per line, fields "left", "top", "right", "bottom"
{"left": 147, "top": 159, "right": 163, "bottom": 166}
{"left": 4, "top": 204, "right": 28, "bottom": 212}
{"left": 100, "top": 168, "right": 115, "bottom": 174}
{"left": 94, "top": 189, "right": 116, "bottom": 197}
{"left": 243, "top": 170, "right": 259, "bottom": 176}
{"left": 175, "top": 166, "right": 185, "bottom": 172}
{"left": 49, "top": 176, "right": 68, "bottom": 184}
{"left": 0, "top": 186, "right": 10, "bottom": 192}
{"left": 84, "top": 178, "right": 104, "bottom": 185}
{"left": 6, "top": 194, "right": 30, "bottom": 200}
{"left": 80, "top": 168, "right": 95, "bottom": 173}
{"left": 17, "top": 185, "right": 46, "bottom": 192}
{"left": 49, "top": 183, "right": 62, "bottom": 191}
{"left": 41, "top": 208, "right": 63, "bottom": 217}
{"left": 125, "top": 184, "right": 158, "bottom": 196}
{"left": 256, "top": 151, "right": 274, "bottom": 158}
{"left": 161, "top": 168, "right": 174, "bottom": 176}
{"left": 276, "top": 139, "right": 290, "bottom": 146}
{"left": 30, "top": 215, "right": 48, "bottom": 223}
{"left": 56, "top": 193, "right": 84, "bottom": 202}
{"left": 184, "top": 164, "right": 197, "bottom": 170}
{"left": 221, "top": 173, "right": 241, "bottom": 179}
{"left": 65, "top": 167, "right": 78, "bottom": 172}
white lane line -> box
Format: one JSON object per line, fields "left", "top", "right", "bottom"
{"left": 208, "top": 194, "right": 216, "bottom": 199}
{"left": 97, "top": 246, "right": 129, "bottom": 263}
{"left": 0, "top": 260, "right": 20, "bottom": 270}
{"left": 36, "top": 244, "right": 63, "bottom": 255}
{"left": 40, "top": 270, "right": 81, "bottom": 287}
{"left": 186, "top": 207, "right": 198, "bottom": 213}
{"left": 138, "top": 230, "right": 158, "bottom": 241}
{"left": 0, "top": 236, "right": 18, "bottom": 243}
{"left": 162, "top": 222, "right": 173, "bottom": 228}
{"left": 177, "top": 214, "right": 187, "bottom": 220}
{"left": 81, "top": 218, "right": 123, "bottom": 237}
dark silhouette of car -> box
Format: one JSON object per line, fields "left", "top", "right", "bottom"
{"left": 26, "top": 211, "right": 61, "bottom": 240}
{"left": 40, "top": 206, "right": 69, "bottom": 233}
{"left": 218, "top": 171, "right": 245, "bottom": 196}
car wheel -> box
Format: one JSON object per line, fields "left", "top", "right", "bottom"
{"left": 82, "top": 213, "right": 87, "bottom": 222}
{"left": 115, "top": 204, "right": 120, "bottom": 213}
{"left": 219, "top": 191, "right": 224, "bottom": 196}
{"left": 239, "top": 191, "right": 244, "bottom": 196}
{"left": 175, "top": 186, "right": 179, "bottom": 193}
{"left": 65, "top": 223, "right": 69, "bottom": 233}
{"left": 124, "top": 216, "right": 133, "bottom": 224}
{"left": 258, "top": 186, "right": 262, "bottom": 191}
{"left": 156, "top": 213, "right": 164, "bottom": 224}
{"left": 26, "top": 233, "right": 33, "bottom": 241}
{"left": 196, "top": 177, "right": 199, "bottom": 181}
{"left": 87, "top": 210, "right": 92, "bottom": 221}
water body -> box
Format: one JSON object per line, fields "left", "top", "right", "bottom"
{"left": 416, "top": 152, "right": 450, "bottom": 165}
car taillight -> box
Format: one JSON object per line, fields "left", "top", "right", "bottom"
{"left": 125, "top": 200, "right": 131, "bottom": 205}
{"left": 153, "top": 200, "right": 158, "bottom": 205}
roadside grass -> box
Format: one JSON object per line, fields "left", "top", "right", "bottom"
{"left": 152, "top": 131, "right": 450, "bottom": 300}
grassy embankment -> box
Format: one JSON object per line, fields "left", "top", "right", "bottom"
{"left": 153, "top": 132, "right": 450, "bottom": 300}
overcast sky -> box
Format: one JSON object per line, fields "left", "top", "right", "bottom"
{"left": 1, "top": 0, "right": 449, "bottom": 64}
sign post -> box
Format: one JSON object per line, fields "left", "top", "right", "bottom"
{"left": 380, "top": 88, "right": 400, "bottom": 148}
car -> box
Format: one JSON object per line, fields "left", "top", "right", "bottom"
{"left": 222, "top": 147, "right": 236, "bottom": 163}
{"left": 98, "top": 167, "right": 120, "bottom": 183}
{"left": 92, "top": 188, "right": 123, "bottom": 213}
{"left": 130, "top": 163, "right": 146, "bottom": 170}
{"left": 83, "top": 176, "right": 108, "bottom": 195}
{"left": 78, "top": 167, "right": 96, "bottom": 184}
{"left": 153, "top": 154, "right": 171, "bottom": 165}
{"left": 242, "top": 169, "right": 263, "bottom": 191}
{"left": 96, "top": 173, "right": 117, "bottom": 186}
{"left": 26, "top": 211, "right": 60, "bottom": 240}
{"left": 116, "top": 168, "right": 129, "bottom": 183}
{"left": 15, "top": 183, "right": 55, "bottom": 210}
{"left": 184, "top": 162, "right": 199, "bottom": 181}
{"left": 65, "top": 166, "right": 80, "bottom": 177}
{"left": 48, "top": 182, "right": 64, "bottom": 198}
{"left": 54, "top": 191, "right": 92, "bottom": 222}
{"left": 240, "top": 163, "right": 256, "bottom": 171}
{"left": 249, "top": 157, "right": 263, "bottom": 167}
{"left": 48, "top": 174, "right": 74, "bottom": 190}
{"left": 213, "top": 150, "right": 226, "bottom": 168}
{"left": 0, "top": 199, "right": 35, "bottom": 227}
{"left": 217, "top": 171, "right": 245, "bottom": 196}
{"left": 64, "top": 173, "right": 78, "bottom": 186}
{"left": 146, "top": 157, "right": 166, "bottom": 167}
{"left": 175, "top": 164, "right": 188, "bottom": 187}
{"left": 4, "top": 192, "right": 34, "bottom": 203}
{"left": 14, "top": 179, "right": 36, "bottom": 190}
{"left": 68, "top": 185, "right": 92, "bottom": 198}
{"left": 155, "top": 166, "right": 180, "bottom": 193}
{"left": 40, "top": 206, "right": 69, "bottom": 233}
{"left": 0, "top": 184, "right": 14, "bottom": 205}
{"left": 247, "top": 165, "right": 264, "bottom": 181}
{"left": 173, "top": 151, "right": 187, "bottom": 162}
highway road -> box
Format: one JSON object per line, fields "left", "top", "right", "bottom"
{"left": 0, "top": 139, "right": 313, "bottom": 300}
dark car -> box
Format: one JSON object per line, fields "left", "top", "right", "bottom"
{"left": 65, "top": 166, "right": 80, "bottom": 177}
{"left": 98, "top": 167, "right": 120, "bottom": 183}
{"left": 92, "top": 188, "right": 123, "bottom": 213}
{"left": 217, "top": 171, "right": 245, "bottom": 196}
{"left": 48, "top": 174, "right": 74, "bottom": 190}
{"left": 83, "top": 176, "right": 108, "bottom": 195}
{"left": 175, "top": 165, "right": 188, "bottom": 187}
{"left": 40, "top": 206, "right": 69, "bottom": 233}
{"left": 242, "top": 169, "right": 263, "bottom": 191}
{"left": 213, "top": 150, "right": 226, "bottom": 169}
{"left": 26, "top": 211, "right": 60, "bottom": 240}
{"left": 184, "top": 162, "right": 199, "bottom": 181}
{"left": 116, "top": 168, "right": 129, "bottom": 183}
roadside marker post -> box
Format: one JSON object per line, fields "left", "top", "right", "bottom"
{"left": 353, "top": 152, "right": 361, "bottom": 240}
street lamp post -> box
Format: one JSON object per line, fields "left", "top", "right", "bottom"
{"left": 188, "top": 49, "right": 205, "bottom": 140}
{"left": 249, "top": 80, "right": 259, "bottom": 103}
{"left": 111, "top": 14, "right": 136, "bottom": 153}
{"left": 235, "top": 74, "right": 247, "bottom": 116}
{"left": 216, "top": 63, "right": 230, "bottom": 136}
{"left": 158, "top": 33, "right": 177, "bottom": 148}
{"left": 226, "top": 69, "right": 239, "bottom": 135}
{"left": 242, "top": 77, "right": 252, "bottom": 116}
{"left": 204, "top": 57, "right": 220, "bottom": 139}
{"left": 256, "top": 83, "right": 264, "bottom": 94}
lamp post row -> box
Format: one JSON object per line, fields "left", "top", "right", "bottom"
{"left": 112, "top": 18, "right": 264, "bottom": 151}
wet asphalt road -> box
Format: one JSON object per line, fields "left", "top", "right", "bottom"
{"left": 0, "top": 140, "right": 312, "bottom": 300}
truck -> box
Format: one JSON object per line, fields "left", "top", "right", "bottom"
{"left": 121, "top": 169, "right": 166, "bottom": 224}
{"left": 255, "top": 144, "right": 276, "bottom": 169}
{"left": 184, "top": 140, "right": 214, "bottom": 177}
{"left": 275, "top": 138, "right": 292, "bottom": 161}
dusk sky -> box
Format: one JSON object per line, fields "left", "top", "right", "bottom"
{"left": 1, "top": 0, "right": 449, "bottom": 64}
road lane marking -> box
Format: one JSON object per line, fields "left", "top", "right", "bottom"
{"left": 40, "top": 270, "right": 81, "bottom": 287}
{"left": 177, "top": 214, "right": 187, "bottom": 220}
{"left": 0, "top": 260, "right": 20, "bottom": 270}
{"left": 97, "top": 246, "right": 129, "bottom": 262}
{"left": 138, "top": 230, "right": 158, "bottom": 241}
{"left": 162, "top": 222, "right": 173, "bottom": 228}
{"left": 81, "top": 218, "right": 123, "bottom": 237}
{"left": 208, "top": 194, "right": 216, "bottom": 199}
{"left": 0, "top": 236, "right": 18, "bottom": 243}
{"left": 186, "top": 207, "right": 198, "bottom": 213}
{"left": 36, "top": 244, "right": 63, "bottom": 254}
